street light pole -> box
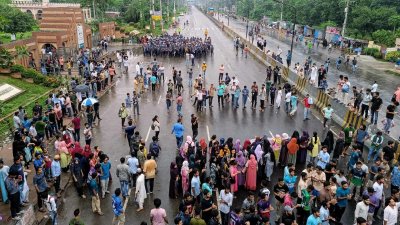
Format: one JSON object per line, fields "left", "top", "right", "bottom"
{"left": 341, "top": 0, "right": 350, "bottom": 38}
{"left": 289, "top": 17, "right": 295, "bottom": 66}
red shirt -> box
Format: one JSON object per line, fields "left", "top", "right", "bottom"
{"left": 72, "top": 117, "right": 81, "bottom": 129}
{"left": 303, "top": 98, "right": 310, "bottom": 108}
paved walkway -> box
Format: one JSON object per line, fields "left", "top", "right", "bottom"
{"left": 216, "top": 13, "right": 400, "bottom": 139}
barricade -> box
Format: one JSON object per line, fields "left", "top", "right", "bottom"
{"left": 342, "top": 110, "right": 366, "bottom": 128}
{"left": 315, "top": 90, "right": 331, "bottom": 110}
{"left": 282, "top": 67, "right": 289, "bottom": 80}
{"left": 295, "top": 77, "right": 307, "bottom": 94}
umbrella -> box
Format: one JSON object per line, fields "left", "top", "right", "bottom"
{"left": 74, "top": 84, "right": 89, "bottom": 93}
{"left": 81, "top": 98, "right": 98, "bottom": 107}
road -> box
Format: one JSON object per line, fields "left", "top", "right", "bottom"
{"left": 58, "top": 7, "right": 372, "bottom": 225}
{"left": 217, "top": 13, "right": 400, "bottom": 140}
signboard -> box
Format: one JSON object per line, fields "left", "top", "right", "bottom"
{"left": 152, "top": 11, "right": 162, "bottom": 21}
{"left": 326, "top": 26, "right": 341, "bottom": 35}
{"left": 0, "top": 83, "right": 23, "bottom": 101}
{"left": 76, "top": 24, "right": 85, "bottom": 49}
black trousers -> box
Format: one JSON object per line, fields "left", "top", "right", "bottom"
{"left": 54, "top": 175, "right": 61, "bottom": 193}
{"left": 9, "top": 192, "right": 21, "bottom": 218}
{"left": 37, "top": 190, "right": 48, "bottom": 209}
{"left": 218, "top": 95, "right": 224, "bottom": 107}
{"left": 145, "top": 178, "right": 154, "bottom": 193}
{"left": 361, "top": 104, "right": 369, "bottom": 118}
{"left": 251, "top": 96, "right": 257, "bottom": 108}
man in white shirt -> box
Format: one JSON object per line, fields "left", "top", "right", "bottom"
{"left": 218, "top": 186, "right": 233, "bottom": 225}
{"left": 29, "top": 123, "right": 37, "bottom": 138}
{"left": 371, "top": 81, "right": 378, "bottom": 93}
{"left": 354, "top": 195, "right": 369, "bottom": 223}
{"left": 373, "top": 175, "right": 384, "bottom": 217}
{"left": 13, "top": 111, "right": 21, "bottom": 130}
{"left": 285, "top": 91, "right": 292, "bottom": 113}
{"left": 316, "top": 146, "right": 330, "bottom": 169}
{"left": 383, "top": 197, "right": 400, "bottom": 225}
{"left": 135, "top": 62, "right": 140, "bottom": 76}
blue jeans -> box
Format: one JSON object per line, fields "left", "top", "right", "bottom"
{"left": 285, "top": 102, "right": 290, "bottom": 113}
{"left": 384, "top": 118, "right": 392, "bottom": 133}
{"left": 120, "top": 180, "right": 129, "bottom": 197}
{"left": 176, "top": 136, "right": 183, "bottom": 149}
{"left": 368, "top": 146, "right": 381, "bottom": 162}
{"left": 166, "top": 100, "right": 171, "bottom": 110}
{"left": 242, "top": 95, "right": 248, "bottom": 107}
{"left": 50, "top": 210, "right": 57, "bottom": 225}
{"left": 304, "top": 107, "right": 310, "bottom": 119}
{"left": 234, "top": 96, "right": 239, "bottom": 108}
{"left": 177, "top": 104, "right": 182, "bottom": 115}
{"left": 188, "top": 79, "right": 192, "bottom": 87}
{"left": 370, "top": 110, "right": 378, "bottom": 125}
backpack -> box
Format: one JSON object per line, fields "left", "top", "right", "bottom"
{"left": 150, "top": 142, "right": 160, "bottom": 157}
{"left": 342, "top": 84, "right": 349, "bottom": 93}
{"left": 308, "top": 97, "right": 313, "bottom": 105}
{"left": 151, "top": 124, "right": 155, "bottom": 130}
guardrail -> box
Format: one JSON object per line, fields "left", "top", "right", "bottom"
{"left": 203, "top": 9, "right": 400, "bottom": 157}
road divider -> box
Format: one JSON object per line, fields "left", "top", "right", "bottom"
{"left": 315, "top": 89, "right": 331, "bottom": 110}
{"left": 342, "top": 110, "right": 366, "bottom": 129}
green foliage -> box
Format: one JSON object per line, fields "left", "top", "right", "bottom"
{"left": 371, "top": 29, "right": 399, "bottom": 47}
{"left": 363, "top": 47, "right": 382, "bottom": 58}
{"left": 10, "top": 64, "right": 24, "bottom": 73}
{"left": 0, "top": 48, "right": 13, "bottom": 69}
{"left": 316, "top": 21, "right": 337, "bottom": 30}
{"left": 21, "top": 68, "right": 38, "bottom": 79}
{"left": 15, "top": 46, "right": 29, "bottom": 60}
{"left": 385, "top": 51, "right": 400, "bottom": 62}
{"left": 0, "top": 4, "right": 36, "bottom": 34}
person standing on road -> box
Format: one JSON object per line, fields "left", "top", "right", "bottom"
{"left": 112, "top": 188, "right": 125, "bottom": 225}
{"left": 251, "top": 82, "right": 258, "bottom": 109}
{"left": 150, "top": 198, "right": 169, "bottom": 225}
{"left": 219, "top": 186, "right": 233, "bottom": 225}
{"left": 116, "top": 157, "right": 130, "bottom": 199}
{"left": 51, "top": 155, "right": 61, "bottom": 197}
{"left": 68, "top": 208, "right": 85, "bottom": 225}
{"left": 217, "top": 82, "right": 225, "bottom": 108}
{"left": 172, "top": 118, "right": 185, "bottom": 149}
{"left": 71, "top": 114, "right": 81, "bottom": 142}
{"left": 370, "top": 92, "right": 382, "bottom": 125}
{"left": 383, "top": 197, "right": 400, "bottom": 225}
{"left": 286, "top": 50, "right": 292, "bottom": 67}
{"left": 360, "top": 89, "right": 372, "bottom": 119}
{"left": 208, "top": 84, "right": 216, "bottom": 108}
{"left": 118, "top": 103, "right": 129, "bottom": 128}
{"left": 383, "top": 101, "right": 398, "bottom": 134}
{"left": 219, "top": 64, "right": 224, "bottom": 81}
{"left": 303, "top": 94, "right": 312, "bottom": 121}
{"left": 289, "top": 92, "right": 298, "bottom": 117}
{"left": 201, "top": 62, "right": 207, "bottom": 77}
{"left": 176, "top": 93, "right": 183, "bottom": 116}
{"left": 33, "top": 166, "right": 48, "bottom": 212}
{"left": 152, "top": 115, "right": 160, "bottom": 140}
{"left": 322, "top": 104, "right": 333, "bottom": 128}
{"left": 100, "top": 156, "right": 111, "bottom": 199}
{"left": 89, "top": 172, "right": 104, "bottom": 215}
{"left": 132, "top": 91, "right": 140, "bottom": 116}
{"left": 176, "top": 74, "right": 183, "bottom": 93}
{"left": 191, "top": 114, "right": 199, "bottom": 141}
{"left": 135, "top": 168, "right": 146, "bottom": 212}
{"left": 242, "top": 85, "right": 249, "bottom": 109}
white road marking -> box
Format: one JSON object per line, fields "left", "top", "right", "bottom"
{"left": 145, "top": 126, "right": 151, "bottom": 142}
{"left": 206, "top": 125, "right": 210, "bottom": 141}
{"left": 157, "top": 95, "right": 162, "bottom": 104}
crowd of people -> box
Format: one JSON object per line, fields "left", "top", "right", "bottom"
{"left": 143, "top": 34, "right": 214, "bottom": 57}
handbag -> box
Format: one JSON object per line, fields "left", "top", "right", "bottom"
{"left": 229, "top": 176, "right": 235, "bottom": 184}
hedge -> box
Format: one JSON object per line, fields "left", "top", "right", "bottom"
{"left": 385, "top": 51, "right": 400, "bottom": 62}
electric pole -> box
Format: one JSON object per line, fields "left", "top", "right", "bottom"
{"left": 341, "top": 0, "right": 350, "bottom": 37}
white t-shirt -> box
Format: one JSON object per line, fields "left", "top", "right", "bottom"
{"left": 371, "top": 83, "right": 378, "bottom": 92}
{"left": 383, "top": 203, "right": 400, "bottom": 225}
{"left": 285, "top": 92, "right": 292, "bottom": 103}
{"left": 373, "top": 182, "right": 383, "bottom": 200}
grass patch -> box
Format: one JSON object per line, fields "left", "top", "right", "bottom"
{"left": 0, "top": 75, "right": 51, "bottom": 117}
{"left": 0, "top": 25, "right": 39, "bottom": 44}
{"left": 385, "top": 70, "right": 400, "bottom": 77}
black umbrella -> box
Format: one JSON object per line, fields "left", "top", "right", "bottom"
{"left": 74, "top": 84, "right": 89, "bottom": 92}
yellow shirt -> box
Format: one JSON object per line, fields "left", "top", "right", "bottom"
{"left": 201, "top": 64, "right": 207, "bottom": 71}
{"left": 143, "top": 159, "right": 157, "bottom": 179}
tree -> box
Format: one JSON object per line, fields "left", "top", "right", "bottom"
{"left": 0, "top": 4, "right": 36, "bottom": 35}
{"left": 15, "top": 46, "right": 29, "bottom": 61}
{"left": 389, "top": 15, "right": 400, "bottom": 31}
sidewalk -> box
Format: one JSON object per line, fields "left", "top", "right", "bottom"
{"left": 216, "top": 13, "right": 400, "bottom": 140}
{"left": 0, "top": 52, "right": 119, "bottom": 225}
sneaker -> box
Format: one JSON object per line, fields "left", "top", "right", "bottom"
{"left": 105, "top": 191, "right": 110, "bottom": 194}
{"left": 81, "top": 195, "right": 87, "bottom": 199}
{"left": 17, "top": 210, "right": 25, "bottom": 215}
{"left": 12, "top": 216, "right": 21, "bottom": 221}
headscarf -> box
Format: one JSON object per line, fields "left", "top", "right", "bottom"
{"left": 170, "top": 162, "right": 178, "bottom": 177}
{"left": 234, "top": 139, "right": 241, "bottom": 152}
{"left": 287, "top": 138, "right": 299, "bottom": 154}
{"left": 82, "top": 144, "right": 92, "bottom": 158}
{"left": 71, "top": 157, "right": 81, "bottom": 175}
{"left": 71, "top": 141, "right": 83, "bottom": 158}
{"left": 247, "top": 154, "right": 257, "bottom": 169}
{"left": 199, "top": 138, "right": 207, "bottom": 150}
{"left": 254, "top": 144, "right": 263, "bottom": 162}
{"left": 243, "top": 139, "right": 251, "bottom": 150}
{"left": 181, "top": 160, "right": 189, "bottom": 176}
{"left": 236, "top": 150, "right": 246, "bottom": 167}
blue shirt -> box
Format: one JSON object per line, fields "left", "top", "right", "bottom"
{"left": 355, "top": 130, "right": 368, "bottom": 143}
{"left": 290, "top": 95, "right": 298, "bottom": 106}
{"left": 51, "top": 160, "right": 61, "bottom": 177}
{"left": 100, "top": 162, "right": 111, "bottom": 180}
{"left": 127, "top": 157, "right": 139, "bottom": 174}
{"left": 348, "top": 151, "right": 361, "bottom": 168}
{"left": 336, "top": 187, "right": 350, "bottom": 207}
{"left": 316, "top": 151, "right": 330, "bottom": 169}
{"left": 217, "top": 85, "right": 225, "bottom": 96}
{"left": 172, "top": 123, "right": 184, "bottom": 138}
{"left": 306, "top": 214, "right": 321, "bottom": 225}
{"left": 284, "top": 175, "right": 297, "bottom": 193}
{"left": 33, "top": 173, "right": 48, "bottom": 192}
{"left": 112, "top": 194, "right": 123, "bottom": 216}
{"left": 391, "top": 167, "right": 400, "bottom": 187}
{"left": 150, "top": 76, "right": 157, "bottom": 84}
{"left": 242, "top": 88, "right": 249, "bottom": 97}
{"left": 191, "top": 176, "right": 200, "bottom": 197}
{"left": 34, "top": 158, "right": 44, "bottom": 171}
{"left": 89, "top": 179, "right": 98, "bottom": 196}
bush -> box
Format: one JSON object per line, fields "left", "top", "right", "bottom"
{"left": 21, "top": 68, "right": 39, "bottom": 78}
{"left": 10, "top": 64, "right": 25, "bottom": 73}
{"left": 363, "top": 47, "right": 379, "bottom": 55}
{"left": 385, "top": 51, "right": 400, "bottom": 62}
{"left": 33, "top": 74, "right": 45, "bottom": 84}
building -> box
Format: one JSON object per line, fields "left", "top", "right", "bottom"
{"left": 10, "top": 0, "right": 92, "bottom": 22}
{"left": 0, "top": 6, "right": 92, "bottom": 68}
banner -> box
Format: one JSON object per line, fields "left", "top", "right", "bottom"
{"left": 76, "top": 24, "right": 85, "bottom": 49}
{"left": 152, "top": 11, "right": 162, "bottom": 21}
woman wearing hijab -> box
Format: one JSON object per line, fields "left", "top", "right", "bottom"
{"left": 169, "top": 162, "right": 179, "bottom": 198}
{"left": 56, "top": 136, "right": 72, "bottom": 172}
{"left": 71, "top": 157, "right": 86, "bottom": 199}
{"left": 229, "top": 160, "right": 239, "bottom": 195}
{"left": 279, "top": 133, "right": 290, "bottom": 166}
{"left": 245, "top": 154, "right": 258, "bottom": 191}
{"left": 264, "top": 142, "right": 276, "bottom": 182}
{"left": 287, "top": 138, "right": 299, "bottom": 165}
{"left": 297, "top": 131, "right": 309, "bottom": 164}
{"left": 181, "top": 160, "right": 190, "bottom": 195}
{"left": 243, "top": 139, "right": 251, "bottom": 156}
{"left": 322, "top": 131, "right": 335, "bottom": 154}
{"left": 234, "top": 139, "right": 241, "bottom": 153}
{"left": 71, "top": 141, "right": 83, "bottom": 159}
{"left": 308, "top": 131, "right": 320, "bottom": 164}
{"left": 333, "top": 131, "right": 345, "bottom": 160}
{"left": 236, "top": 151, "right": 246, "bottom": 187}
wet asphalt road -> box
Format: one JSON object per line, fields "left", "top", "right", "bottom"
{"left": 218, "top": 14, "right": 400, "bottom": 140}
{"left": 58, "top": 7, "right": 369, "bottom": 225}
